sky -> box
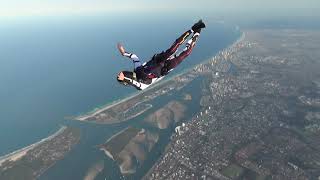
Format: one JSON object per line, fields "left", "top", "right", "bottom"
{"left": 0, "top": 0, "right": 319, "bottom": 18}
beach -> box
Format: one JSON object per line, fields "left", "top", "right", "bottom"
{"left": 73, "top": 31, "right": 244, "bottom": 123}
{"left": 0, "top": 126, "right": 67, "bottom": 167}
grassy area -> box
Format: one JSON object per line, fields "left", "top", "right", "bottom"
{"left": 103, "top": 127, "right": 141, "bottom": 156}
{"left": 221, "top": 164, "right": 244, "bottom": 179}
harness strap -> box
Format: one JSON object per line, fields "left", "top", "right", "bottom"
{"left": 132, "top": 72, "right": 137, "bottom": 80}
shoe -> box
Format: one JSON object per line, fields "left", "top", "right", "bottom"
{"left": 192, "top": 20, "right": 206, "bottom": 32}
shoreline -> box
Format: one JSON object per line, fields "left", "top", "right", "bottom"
{"left": 142, "top": 31, "right": 246, "bottom": 179}
{"left": 74, "top": 31, "right": 244, "bottom": 123}
{"left": 74, "top": 72, "right": 181, "bottom": 122}
{"left": 105, "top": 127, "right": 130, "bottom": 144}
{"left": 100, "top": 127, "right": 145, "bottom": 161}
{"left": 99, "top": 127, "right": 131, "bottom": 160}
{"left": 75, "top": 92, "right": 142, "bottom": 121}
{"left": 100, "top": 149, "right": 114, "bottom": 161}
{"left": 0, "top": 126, "right": 67, "bottom": 167}
{"left": 122, "top": 104, "right": 153, "bottom": 122}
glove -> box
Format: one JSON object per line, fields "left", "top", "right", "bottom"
{"left": 192, "top": 20, "right": 206, "bottom": 33}
{"left": 117, "top": 43, "right": 126, "bottom": 56}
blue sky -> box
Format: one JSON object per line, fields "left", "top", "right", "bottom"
{"left": 0, "top": 0, "right": 319, "bottom": 18}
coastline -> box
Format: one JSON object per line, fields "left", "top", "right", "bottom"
{"left": 99, "top": 127, "right": 130, "bottom": 160}
{"left": 100, "top": 149, "right": 114, "bottom": 161}
{"left": 74, "top": 74, "right": 177, "bottom": 122}
{"left": 0, "top": 126, "right": 67, "bottom": 167}
{"left": 75, "top": 92, "right": 143, "bottom": 121}
{"left": 74, "top": 31, "right": 244, "bottom": 123}
{"left": 122, "top": 104, "right": 153, "bottom": 122}
{"left": 142, "top": 31, "right": 246, "bottom": 179}
{"left": 99, "top": 128, "right": 146, "bottom": 163}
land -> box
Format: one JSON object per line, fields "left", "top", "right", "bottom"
{"left": 90, "top": 31, "right": 245, "bottom": 178}
{"left": 83, "top": 161, "right": 105, "bottom": 180}
{"left": 74, "top": 30, "right": 243, "bottom": 125}
{"left": 100, "top": 127, "right": 159, "bottom": 175}
{"left": 143, "top": 29, "right": 320, "bottom": 180}
{"left": 99, "top": 100, "right": 187, "bottom": 177}
{"left": 0, "top": 127, "right": 81, "bottom": 180}
{"left": 183, "top": 93, "right": 192, "bottom": 101}
{"left": 100, "top": 127, "right": 141, "bottom": 160}
{"left": 96, "top": 96, "right": 192, "bottom": 178}
{"left": 74, "top": 58, "right": 202, "bottom": 124}
{"left": 144, "top": 101, "right": 187, "bottom": 129}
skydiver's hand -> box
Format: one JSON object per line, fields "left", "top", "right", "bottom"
{"left": 117, "top": 72, "right": 125, "bottom": 81}
{"left": 117, "top": 43, "right": 126, "bottom": 56}
{"left": 192, "top": 20, "right": 206, "bottom": 33}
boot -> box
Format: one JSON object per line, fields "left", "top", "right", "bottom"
{"left": 192, "top": 20, "right": 206, "bottom": 33}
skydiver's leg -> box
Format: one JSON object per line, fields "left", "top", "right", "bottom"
{"left": 164, "top": 30, "right": 193, "bottom": 58}
{"left": 162, "top": 32, "right": 200, "bottom": 73}
{"left": 155, "top": 20, "right": 205, "bottom": 64}
{"left": 146, "top": 29, "right": 193, "bottom": 66}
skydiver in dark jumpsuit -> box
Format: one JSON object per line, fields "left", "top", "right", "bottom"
{"left": 117, "top": 20, "right": 206, "bottom": 90}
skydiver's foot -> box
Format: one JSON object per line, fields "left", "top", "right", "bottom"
{"left": 192, "top": 20, "right": 206, "bottom": 33}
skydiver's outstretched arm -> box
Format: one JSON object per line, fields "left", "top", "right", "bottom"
{"left": 117, "top": 43, "right": 141, "bottom": 68}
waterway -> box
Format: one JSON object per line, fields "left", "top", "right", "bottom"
{"left": 0, "top": 15, "right": 240, "bottom": 179}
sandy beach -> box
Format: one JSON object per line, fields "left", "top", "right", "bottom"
{"left": 74, "top": 31, "right": 244, "bottom": 123}
{"left": 0, "top": 126, "right": 67, "bottom": 167}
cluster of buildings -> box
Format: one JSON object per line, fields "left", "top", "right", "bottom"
{"left": 0, "top": 127, "right": 80, "bottom": 179}
{"left": 145, "top": 32, "right": 320, "bottom": 179}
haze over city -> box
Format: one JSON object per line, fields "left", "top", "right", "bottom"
{"left": 1, "top": 0, "right": 319, "bottom": 18}
{"left": 1, "top": 0, "right": 320, "bottom": 180}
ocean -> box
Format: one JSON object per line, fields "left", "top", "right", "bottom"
{"left": 0, "top": 15, "right": 240, "bottom": 179}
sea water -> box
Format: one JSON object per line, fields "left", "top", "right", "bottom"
{"left": 0, "top": 15, "right": 240, "bottom": 179}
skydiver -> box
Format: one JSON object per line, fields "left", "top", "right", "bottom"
{"left": 116, "top": 20, "right": 206, "bottom": 90}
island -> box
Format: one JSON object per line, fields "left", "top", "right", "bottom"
{"left": 73, "top": 62, "right": 202, "bottom": 124}
{"left": 73, "top": 29, "right": 243, "bottom": 125}
{"left": 83, "top": 161, "right": 105, "bottom": 180}
{"left": 99, "top": 127, "right": 159, "bottom": 175}
{"left": 0, "top": 126, "right": 81, "bottom": 180}
{"left": 74, "top": 73, "right": 198, "bottom": 124}
{"left": 144, "top": 101, "right": 187, "bottom": 129}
